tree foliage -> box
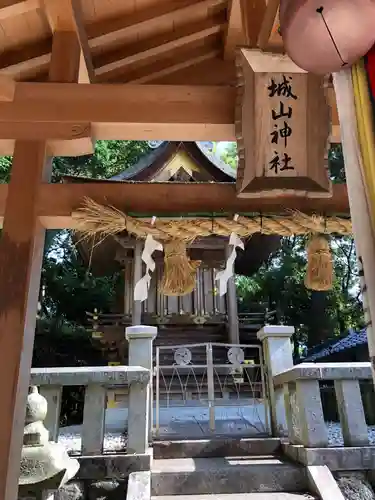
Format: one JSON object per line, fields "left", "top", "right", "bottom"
{"left": 220, "top": 143, "right": 364, "bottom": 350}
{"left": 37, "top": 140, "right": 150, "bottom": 323}
{"left": 0, "top": 140, "right": 150, "bottom": 184}
{"left": 219, "top": 142, "right": 238, "bottom": 170}
{"left": 42, "top": 232, "right": 120, "bottom": 324}
{"left": 52, "top": 140, "right": 150, "bottom": 181}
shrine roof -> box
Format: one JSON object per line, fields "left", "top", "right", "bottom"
{"left": 304, "top": 329, "right": 368, "bottom": 362}
{"left": 110, "top": 141, "right": 236, "bottom": 182}
{"left": 63, "top": 141, "right": 236, "bottom": 184}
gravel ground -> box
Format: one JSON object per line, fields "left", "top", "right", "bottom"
{"left": 58, "top": 421, "right": 375, "bottom": 454}
{"left": 58, "top": 425, "right": 127, "bottom": 454}
{"left": 327, "top": 422, "right": 375, "bottom": 447}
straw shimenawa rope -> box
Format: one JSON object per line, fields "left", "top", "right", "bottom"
{"left": 72, "top": 198, "right": 352, "bottom": 294}
{"left": 72, "top": 198, "right": 352, "bottom": 240}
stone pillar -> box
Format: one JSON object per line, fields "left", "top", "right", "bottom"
{"left": 334, "top": 379, "right": 369, "bottom": 446}
{"left": 286, "top": 379, "right": 328, "bottom": 447}
{"left": 225, "top": 242, "right": 239, "bottom": 344}
{"left": 126, "top": 325, "right": 158, "bottom": 436}
{"left": 127, "top": 379, "right": 150, "bottom": 454}
{"left": 257, "top": 325, "right": 294, "bottom": 436}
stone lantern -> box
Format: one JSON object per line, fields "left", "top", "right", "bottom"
{"left": 18, "top": 386, "right": 79, "bottom": 500}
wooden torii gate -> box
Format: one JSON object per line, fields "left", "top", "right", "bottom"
{"left": 0, "top": 1, "right": 348, "bottom": 499}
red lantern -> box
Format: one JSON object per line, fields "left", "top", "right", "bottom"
{"left": 280, "top": 0, "right": 375, "bottom": 74}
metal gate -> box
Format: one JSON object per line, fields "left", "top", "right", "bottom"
{"left": 154, "top": 342, "right": 270, "bottom": 439}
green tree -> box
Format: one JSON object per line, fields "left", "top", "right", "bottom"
{"left": 52, "top": 140, "right": 150, "bottom": 181}
{"left": 220, "top": 142, "right": 237, "bottom": 169}
{"left": 0, "top": 140, "right": 150, "bottom": 184}
{"left": 236, "top": 235, "right": 363, "bottom": 352}
{"left": 221, "top": 141, "right": 364, "bottom": 349}
{"left": 38, "top": 140, "right": 150, "bottom": 321}
{"left": 41, "top": 232, "right": 120, "bottom": 323}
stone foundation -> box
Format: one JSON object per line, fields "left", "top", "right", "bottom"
{"left": 283, "top": 443, "right": 375, "bottom": 470}
{"left": 19, "top": 453, "right": 151, "bottom": 500}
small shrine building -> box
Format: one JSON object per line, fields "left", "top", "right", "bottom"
{"left": 66, "top": 141, "right": 281, "bottom": 365}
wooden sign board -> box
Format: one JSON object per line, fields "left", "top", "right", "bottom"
{"left": 236, "top": 49, "right": 331, "bottom": 198}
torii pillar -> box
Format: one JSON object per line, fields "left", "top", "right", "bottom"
{"left": 0, "top": 28, "right": 92, "bottom": 500}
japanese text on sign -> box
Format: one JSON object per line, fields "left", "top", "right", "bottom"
{"left": 268, "top": 75, "right": 297, "bottom": 174}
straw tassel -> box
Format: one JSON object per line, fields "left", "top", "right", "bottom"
{"left": 305, "top": 234, "right": 333, "bottom": 291}
{"left": 160, "top": 240, "right": 201, "bottom": 296}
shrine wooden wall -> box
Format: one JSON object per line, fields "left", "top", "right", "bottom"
{"left": 122, "top": 261, "right": 227, "bottom": 317}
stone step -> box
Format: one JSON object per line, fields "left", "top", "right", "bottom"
{"left": 151, "top": 456, "right": 308, "bottom": 496}
{"left": 153, "top": 437, "right": 281, "bottom": 459}
{"left": 153, "top": 494, "right": 316, "bottom": 500}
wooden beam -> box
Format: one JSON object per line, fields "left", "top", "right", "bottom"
{"left": 49, "top": 31, "right": 80, "bottom": 83}
{"left": 43, "top": 2, "right": 94, "bottom": 152}
{"left": 240, "top": 0, "right": 266, "bottom": 46}
{"left": 0, "top": 0, "right": 38, "bottom": 19}
{"left": 0, "top": 141, "right": 51, "bottom": 500}
{"left": 0, "top": 38, "right": 51, "bottom": 79}
{"left": 225, "top": 241, "right": 239, "bottom": 343}
{"left": 0, "top": 75, "right": 15, "bottom": 100}
{"left": 0, "top": 121, "right": 91, "bottom": 142}
{"left": 0, "top": 83, "right": 235, "bottom": 141}
{"left": 94, "top": 15, "right": 225, "bottom": 77}
{"left": 48, "top": 31, "right": 94, "bottom": 153}
{"left": 0, "top": 81, "right": 340, "bottom": 142}
{"left": 101, "top": 43, "right": 220, "bottom": 84}
{"left": 0, "top": 135, "right": 94, "bottom": 156}
{"left": 224, "top": 0, "right": 245, "bottom": 60}
{"left": 257, "top": 0, "right": 279, "bottom": 50}
{"left": 41, "top": 0, "right": 95, "bottom": 83}
{"left": 0, "top": 183, "right": 351, "bottom": 229}
{"left": 0, "top": 0, "right": 225, "bottom": 79}
{"left": 331, "top": 125, "right": 341, "bottom": 144}
{"left": 87, "top": 0, "right": 227, "bottom": 50}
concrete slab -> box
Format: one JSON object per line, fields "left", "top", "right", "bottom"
{"left": 283, "top": 443, "right": 375, "bottom": 471}
{"left": 127, "top": 471, "right": 151, "bottom": 500}
{"left": 151, "top": 456, "right": 308, "bottom": 495}
{"left": 152, "top": 456, "right": 288, "bottom": 472}
{"left": 307, "top": 465, "right": 345, "bottom": 500}
{"left": 153, "top": 437, "right": 281, "bottom": 459}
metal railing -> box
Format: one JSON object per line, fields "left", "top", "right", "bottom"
{"left": 30, "top": 365, "right": 150, "bottom": 455}
{"left": 155, "top": 342, "right": 270, "bottom": 437}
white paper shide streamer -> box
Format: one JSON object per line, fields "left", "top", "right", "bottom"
{"left": 215, "top": 232, "right": 244, "bottom": 296}
{"left": 134, "top": 234, "right": 163, "bottom": 302}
